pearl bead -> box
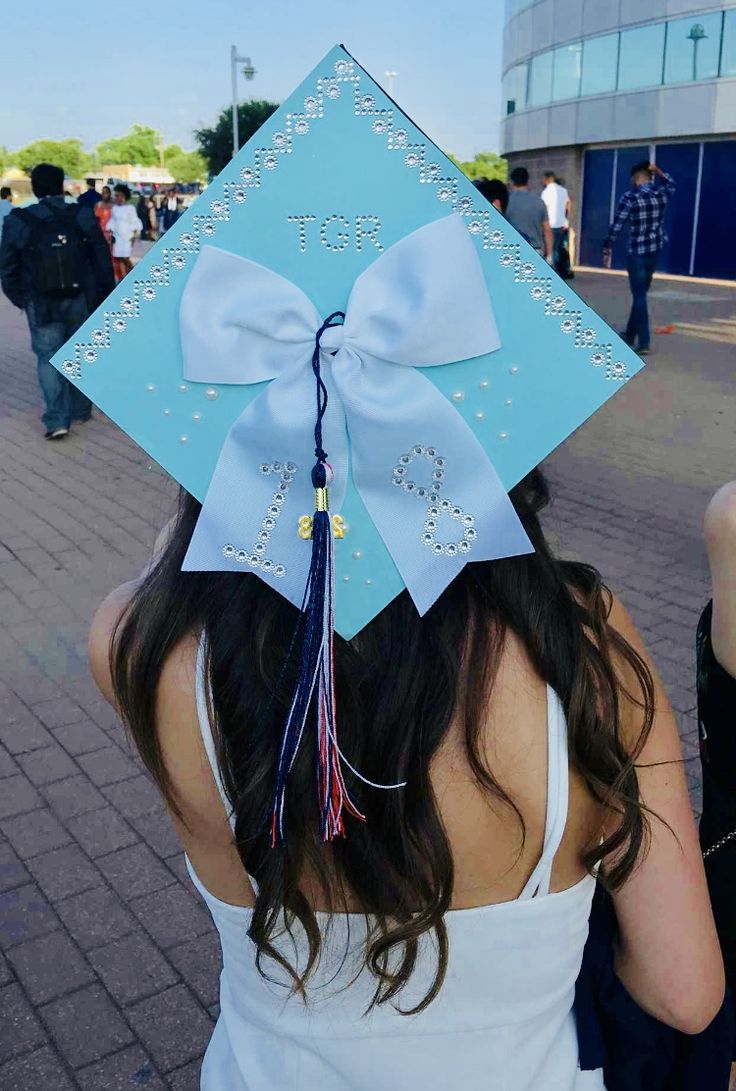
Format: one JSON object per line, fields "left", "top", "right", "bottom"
{"left": 479, "top": 379, "right": 489, "bottom": 390}
{"left": 179, "top": 434, "right": 189, "bottom": 444}
{"left": 474, "top": 411, "right": 486, "bottom": 421}
{"left": 505, "top": 398, "right": 513, "bottom": 407}
{"left": 342, "top": 575, "right": 350, "bottom": 583}
{"left": 204, "top": 388, "right": 219, "bottom": 401}
{"left": 163, "top": 408, "right": 171, "bottom": 416}
{"left": 365, "top": 578, "right": 373, "bottom": 586}
{"left": 145, "top": 383, "right": 156, "bottom": 393}
{"left": 499, "top": 431, "right": 508, "bottom": 440}
{"left": 352, "top": 550, "right": 362, "bottom": 560}
{"left": 178, "top": 383, "right": 188, "bottom": 393}
{"left": 452, "top": 391, "right": 465, "bottom": 402}
{"left": 192, "top": 412, "right": 202, "bottom": 422}
{"left": 510, "top": 366, "right": 519, "bottom": 375}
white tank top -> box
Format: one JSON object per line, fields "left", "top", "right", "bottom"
{"left": 186, "top": 641, "right": 605, "bottom": 1091}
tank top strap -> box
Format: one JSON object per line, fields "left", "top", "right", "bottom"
{"left": 517, "top": 685, "right": 570, "bottom": 900}
{"left": 195, "top": 634, "right": 237, "bottom": 833}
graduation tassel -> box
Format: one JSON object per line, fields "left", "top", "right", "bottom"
{"left": 270, "top": 312, "right": 365, "bottom": 846}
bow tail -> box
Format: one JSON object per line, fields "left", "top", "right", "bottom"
{"left": 336, "top": 358, "right": 534, "bottom": 617}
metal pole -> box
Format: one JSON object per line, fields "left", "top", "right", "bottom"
{"left": 231, "top": 44, "right": 239, "bottom": 156}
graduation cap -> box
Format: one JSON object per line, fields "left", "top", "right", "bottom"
{"left": 52, "top": 44, "right": 642, "bottom": 841}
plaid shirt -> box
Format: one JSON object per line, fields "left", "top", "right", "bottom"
{"left": 607, "top": 172, "right": 676, "bottom": 256}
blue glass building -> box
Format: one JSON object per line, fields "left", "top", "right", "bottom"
{"left": 501, "top": 0, "right": 736, "bottom": 278}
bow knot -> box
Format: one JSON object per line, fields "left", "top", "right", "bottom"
{"left": 179, "top": 214, "right": 533, "bottom": 638}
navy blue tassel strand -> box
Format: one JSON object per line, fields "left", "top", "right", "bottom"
{"left": 270, "top": 313, "right": 365, "bottom": 846}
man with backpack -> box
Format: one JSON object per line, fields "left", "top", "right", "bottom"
{"left": 0, "top": 162, "right": 114, "bottom": 439}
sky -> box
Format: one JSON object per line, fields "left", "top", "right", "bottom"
{"left": 0, "top": 0, "right": 504, "bottom": 162}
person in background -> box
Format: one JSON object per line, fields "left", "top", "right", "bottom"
{"left": 78, "top": 178, "right": 101, "bottom": 210}
{"left": 0, "top": 186, "right": 13, "bottom": 229}
{"left": 109, "top": 183, "right": 140, "bottom": 282}
{"left": 474, "top": 177, "right": 509, "bottom": 215}
{"left": 541, "top": 171, "right": 573, "bottom": 279}
{"left": 698, "top": 482, "right": 736, "bottom": 1087}
{"left": 94, "top": 185, "right": 113, "bottom": 249}
{"left": 137, "top": 194, "right": 153, "bottom": 241}
{"left": 506, "top": 166, "right": 552, "bottom": 260}
{"left": 162, "top": 187, "right": 181, "bottom": 232}
{"left": 603, "top": 161, "right": 676, "bottom": 357}
{"left": 0, "top": 162, "right": 114, "bottom": 438}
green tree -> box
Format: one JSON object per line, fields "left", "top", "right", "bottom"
{"left": 194, "top": 100, "right": 279, "bottom": 177}
{"left": 15, "top": 138, "right": 91, "bottom": 178}
{"left": 164, "top": 145, "right": 208, "bottom": 184}
{"left": 447, "top": 151, "right": 508, "bottom": 183}
{"left": 0, "top": 145, "right": 12, "bottom": 176}
{"left": 96, "top": 124, "right": 161, "bottom": 167}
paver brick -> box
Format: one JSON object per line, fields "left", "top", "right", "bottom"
{"left": 130, "top": 809, "right": 182, "bottom": 858}
{"left": 76, "top": 1045, "right": 166, "bottom": 1091}
{"left": 0, "top": 983, "right": 48, "bottom": 1063}
{"left": 0, "top": 746, "right": 19, "bottom": 778}
{"left": 0, "top": 806, "right": 72, "bottom": 859}
{"left": 103, "top": 772, "right": 163, "bottom": 819}
{"left": 0, "top": 699, "right": 54, "bottom": 754}
{"left": 66, "top": 806, "right": 138, "bottom": 858}
{"left": 0, "top": 951, "right": 12, "bottom": 986}
{"left": 168, "top": 1057, "right": 205, "bottom": 1090}
{"left": 0, "top": 839, "right": 29, "bottom": 893}
{"left": 40, "top": 773, "right": 106, "bottom": 821}
{"left": 0, "top": 773, "right": 42, "bottom": 818}
{"left": 77, "top": 744, "right": 140, "bottom": 785}
{"left": 16, "top": 743, "right": 78, "bottom": 786}
{"left": 130, "top": 884, "right": 214, "bottom": 949}
{"left": 25, "top": 843, "right": 104, "bottom": 903}
{"left": 0, "top": 1045, "right": 76, "bottom": 1091}
{"left": 7, "top": 929, "right": 95, "bottom": 1004}
{"left": 126, "top": 983, "right": 213, "bottom": 1072}
{"left": 41, "top": 982, "right": 135, "bottom": 1068}
{"left": 30, "top": 696, "right": 87, "bottom": 729}
{"left": 98, "top": 841, "right": 178, "bottom": 900}
{"left": 52, "top": 717, "right": 109, "bottom": 755}
{"left": 56, "top": 884, "right": 137, "bottom": 952}
{"left": 88, "top": 927, "right": 179, "bottom": 1006}
{"left": 0, "top": 882, "right": 61, "bottom": 948}
{"left": 168, "top": 930, "right": 223, "bottom": 1008}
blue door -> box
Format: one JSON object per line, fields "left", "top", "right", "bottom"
{"left": 579, "top": 149, "right": 615, "bottom": 267}
{"left": 655, "top": 143, "right": 700, "bottom": 276}
{"left": 693, "top": 141, "right": 736, "bottom": 279}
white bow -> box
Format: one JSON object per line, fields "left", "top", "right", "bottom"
{"left": 179, "top": 214, "right": 533, "bottom": 630}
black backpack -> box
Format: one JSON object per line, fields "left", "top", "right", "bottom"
{"left": 18, "top": 203, "right": 86, "bottom": 297}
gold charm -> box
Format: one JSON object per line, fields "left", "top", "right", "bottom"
{"left": 297, "top": 513, "right": 347, "bottom": 540}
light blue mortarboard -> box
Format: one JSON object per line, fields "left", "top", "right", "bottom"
{"left": 51, "top": 44, "right": 643, "bottom": 645}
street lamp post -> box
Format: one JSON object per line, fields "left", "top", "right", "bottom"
{"left": 231, "top": 45, "right": 257, "bottom": 156}
{"left": 687, "top": 23, "right": 707, "bottom": 83}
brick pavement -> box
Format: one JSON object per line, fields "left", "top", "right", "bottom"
{"left": 0, "top": 268, "right": 734, "bottom": 1087}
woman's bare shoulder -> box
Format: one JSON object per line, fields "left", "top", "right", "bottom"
{"left": 88, "top": 581, "right": 140, "bottom": 707}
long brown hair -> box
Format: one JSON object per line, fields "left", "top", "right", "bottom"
{"left": 112, "top": 469, "right": 654, "bottom": 1014}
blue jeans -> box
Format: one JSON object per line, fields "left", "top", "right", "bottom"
{"left": 26, "top": 295, "right": 93, "bottom": 431}
{"left": 551, "top": 227, "right": 566, "bottom": 269}
{"left": 625, "top": 252, "right": 658, "bottom": 349}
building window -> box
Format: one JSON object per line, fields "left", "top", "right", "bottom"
{"left": 664, "top": 12, "right": 723, "bottom": 83}
{"left": 503, "top": 63, "right": 528, "bottom": 114}
{"left": 581, "top": 32, "right": 620, "bottom": 97}
{"left": 528, "top": 50, "right": 553, "bottom": 107}
{"left": 721, "top": 9, "right": 736, "bottom": 76}
{"left": 552, "top": 42, "right": 583, "bottom": 101}
{"left": 618, "top": 22, "right": 666, "bottom": 90}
